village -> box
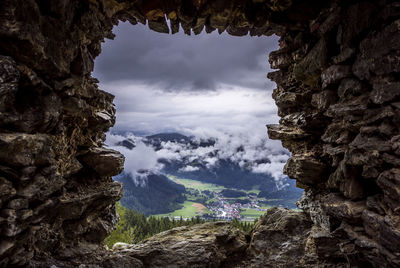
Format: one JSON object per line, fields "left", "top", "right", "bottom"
{"left": 158, "top": 176, "right": 276, "bottom": 222}
{"left": 201, "top": 192, "right": 268, "bottom": 222}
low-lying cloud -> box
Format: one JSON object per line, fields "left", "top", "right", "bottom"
{"left": 106, "top": 130, "right": 290, "bottom": 189}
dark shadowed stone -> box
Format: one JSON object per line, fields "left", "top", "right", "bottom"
{"left": 324, "top": 144, "right": 346, "bottom": 167}
{"left": 103, "top": 254, "right": 144, "bottom": 268}
{"left": 323, "top": 144, "right": 346, "bottom": 157}
{"left": 362, "top": 106, "right": 394, "bottom": 125}
{"left": 267, "top": 124, "right": 310, "bottom": 140}
{"left": 311, "top": 90, "right": 337, "bottom": 110}
{"left": 391, "top": 135, "right": 400, "bottom": 155}
{"left": 337, "top": 78, "right": 363, "bottom": 100}
{"left": 311, "top": 229, "right": 344, "bottom": 262}
{"left": 0, "top": 177, "right": 16, "bottom": 202}
{"left": 0, "top": 134, "right": 54, "bottom": 167}
{"left": 1, "top": 209, "right": 32, "bottom": 222}
{"left": 371, "top": 80, "right": 400, "bottom": 104}
{"left": 62, "top": 97, "right": 89, "bottom": 115}
{"left": 273, "top": 90, "right": 302, "bottom": 109}
{"left": 0, "top": 56, "right": 19, "bottom": 112}
{"left": 226, "top": 25, "right": 249, "bottom": 36}
{"left": 7, "top": 199, "right": 28, "bottom": 210}
{"left": 0, "top": 239, "right": 14, "bottom": 256}
{"left": 366, "top": 194, "right": 385, "bottom": 215}
{"left": 314, "top": 6, "right": 341, "bottom": 36}
{"left": 293, "top": 38, "right": 328, "bottom": 86}
{"left": 269, "top": 49, "right": 293, "bottom": 69}
{"left": 353, "top": 19, "right": 400, "bottom": 80}
{"left": 341, "top": 2, "right": 376, "bottom": 48}
{"left": 328, "top": 161, "right": 365, "bottom": 200}
{"left": 148, "top": 17, "right": 170, "bottom": 34}
{"left": 345, "top": 149, "right": 383, "bottom": 170}
{"left": 321, "top": 65, "right": 352, "bottom": 88}
{"left": 362, "top": 210, "right": 400, "bottom": 255}
{"left": 325, "top": 94, "right": 369, "bottom": 118}
{"left": 322, "top": 122, "right": 355, "bottom": 144}
{"left": 80, "top": 147, "right": 125, "bottom": 177}
{"left": 241, "top": 207, "right": 315, "bottom": 267}
{"left": 58, "top": 181, "right": 122, "bottom": 221}
{"left": 17, "top": 173, "right": 66, "bottom": 201}
{"left": 327, "top": 162, "right": 345, "bottom": 190}
{"left": 382, "top": 153, "right": 400, "bottom": 166}
{"left": 333, "top": 47, "right": 355, "bottom": 64}
{"left": 89, "top": 110, "right": 115, "bottom": 132}
{"left": 377, "top": 169, "right": 400, "bottom": 210}
{"left": 284, "top": 156, "right": 327, "bottom": 185}
{"left": 350, "top": 134, "right": 392, "bottom": 152}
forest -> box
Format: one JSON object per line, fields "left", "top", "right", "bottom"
{"left": 105, "top": 203, "right": 255, "bottom": 248}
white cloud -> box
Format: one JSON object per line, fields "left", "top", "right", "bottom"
{"left": 106, "top": 137, "right": 163, "bottom": 185}
{"left": 106, "top": 129, "right": 291, "bottom": 189}
{"left": 251, "top": 154, "right": 290, "bottom": 190}
{"left": 179, "top": 166, "right": 200, "bottom": 172}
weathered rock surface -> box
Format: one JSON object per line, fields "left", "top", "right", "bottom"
{"left": 113, "top": 221, "right": 247, "bottom": 268}
{"left": 267, "top": 1, "right": 400, "bottom": 267}
{"left": 30, "top": 208, "right": 320, "bottom": 268}
{"left": 237, "top": 208, "right": 318, "bottom": 268}
{"left": 0, "top": 0, "right": 399, "bottom": 267}
{"left": 80, "top": 147, "right": 125, "bottom": 177}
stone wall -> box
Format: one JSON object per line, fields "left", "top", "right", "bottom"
{"left": 0, "top": 0, "right": 399, "bottom": 267}
{"left": 267, "top": 1, "right": 400, "bottom": 266}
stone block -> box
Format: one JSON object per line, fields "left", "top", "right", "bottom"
{"left": 80, "top": 147, "right": 125, "bottom": 177}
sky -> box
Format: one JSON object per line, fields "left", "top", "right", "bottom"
{"left": 93, "top": 21, "right": 291, "bottom": 189}
{"left": 93, "top": 21, "right": 280, "bottom": 137}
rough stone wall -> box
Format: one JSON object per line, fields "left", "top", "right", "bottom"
{"left": 0, "top": 0, "right": 399, "bottom": 267}
{"left": 267, "top": 1, "right": 400, "bottom": 267}
{"left": 0, "top": 0, "right": 124, "bottom": 266}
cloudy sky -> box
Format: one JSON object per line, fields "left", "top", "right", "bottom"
{"left": 93, "top": 22, "right": 292, "bottom": 189}
{"left": 93, "top": 21, "right": 279, "bottom": 137}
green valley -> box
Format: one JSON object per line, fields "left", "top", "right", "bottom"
{"left": 150, "top": 175, "right": 275, "bottom": 222}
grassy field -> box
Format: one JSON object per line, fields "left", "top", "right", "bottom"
{"left": 167, "top": 175, "right": 226, "bottom": 192}
{"left": 240, "top": 208, "right": 267, "bottom": 218}
{"left": 223, "top": 196, "right": 249, "bottom": 200}
{"left": 154, "top": 201, "right": 204, "bottom": 218}
{"left": 244, "top": 187, "right": 261, "bottom": 195}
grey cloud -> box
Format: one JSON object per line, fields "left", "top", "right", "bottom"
{"left": 93, "top": 22, "right": 278, "bottom": 91}
{"left": 101, "top": 85, "right": 279, "bottom": 134}
{"left": 106, "top": 130, "right": 290, "bottom": 189}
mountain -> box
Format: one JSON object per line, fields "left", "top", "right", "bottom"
{"left": 144, "top": 133, "right": 193, "bottom": 150}
{"left": 116, "top": 138, "right": 136, "bottom": 149}
{"left": 142, "top": 133, "right": 279, "bottom": 191}
{"left": 161, "top": 158, "right": 278, "bottom": 191}
{"left": 111, "top": 132, "right": 303, "bottom": 211}
{"left": 114, "top": 172, "right": 186, "bottom": 215}
{"left": 146, "top": 132, "right": 192, "bottom": 143}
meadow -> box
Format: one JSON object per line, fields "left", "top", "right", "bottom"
{"left": 167, "top": 175, "right": 226, "bottom": 192}
{"left": 154, "top": 201, "right": 206, "bottom": 218}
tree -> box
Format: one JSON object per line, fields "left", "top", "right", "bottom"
{"left": 104, "top": 203, "right": 135, "bottom": 248}
{"left": 104, "top": 203, "right": 208, "bottom": 247}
